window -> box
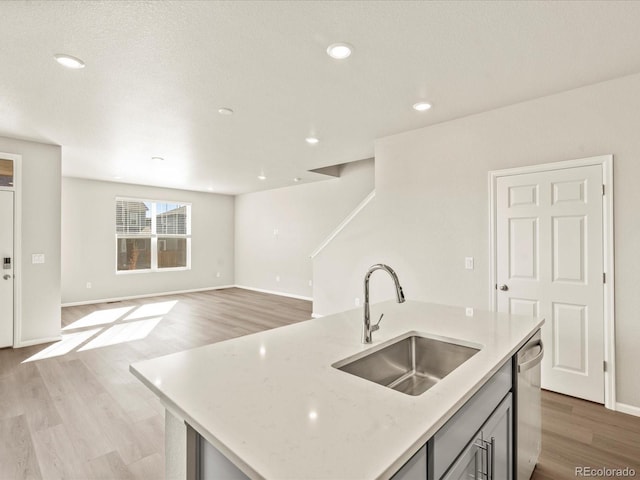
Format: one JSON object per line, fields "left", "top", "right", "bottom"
{"left": 0, "top": 159, "right": 14, "bottom": 187}
{"left": 116, "top": 198, "right": 191, "bottom": 272}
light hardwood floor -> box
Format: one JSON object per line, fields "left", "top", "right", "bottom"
{"left": 0, "top": 288, "right": 311, "bottom": 480}
{"left": 1, "top": 288, "right": 639, "bottom": 479}
{"left": 532, "top": 390, "right": 640, "bottom": 479}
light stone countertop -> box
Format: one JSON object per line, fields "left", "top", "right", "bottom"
{"left": 130, "top": 300, "right": 543, "bottom": 480}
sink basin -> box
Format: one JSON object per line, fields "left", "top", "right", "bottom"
{"left": 333, "top": 333, "right": 481, "bottom": 396}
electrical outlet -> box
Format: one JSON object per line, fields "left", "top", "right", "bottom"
{"left": 465, "top": 307, "right": 474, "bottom": 317}
{"left": 308, "top": 280, "right": 313, "bottom": 287}
{"left": 216, "top": 272, "right": 221, "bottom": 278}
{"left": 273, "top": 228, "right": 279, "bottom": 237}
{"left": 355, "top": 297, "right": 360, "bottom": 307}
{"left": 32, "top": 253, "right": 45, "bottom": 264}
{"left": 465, "top": 257, "right": 474, "bottom": 270}
{"left": 275, "top": 275, "right": 280, "bottom": 282}
{"left": 86, "top": 282, "right": 92, "bottom": 289}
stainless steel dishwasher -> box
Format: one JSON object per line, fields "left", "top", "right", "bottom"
{"left": 515, "top": 330, "right": 544, "bottom": 480}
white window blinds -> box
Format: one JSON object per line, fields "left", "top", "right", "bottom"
{"left": 116, "top": 199, "right": 152, "bottom": 235}
{"left": 115, "top": 197, "right": 191, "bottom": 272}
{"left": 155, "top": 202, "right": 188, "bottom": 235}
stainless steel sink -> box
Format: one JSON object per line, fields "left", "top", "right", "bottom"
{"left": 333, "top": 334, "right": 481, "bottom": 396}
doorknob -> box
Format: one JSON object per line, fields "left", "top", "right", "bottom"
{"left": 498, "top": 284, "right": 509, "bottom": 291}
{"left": 3, "top": 274, "right": 11, "bottom": 280}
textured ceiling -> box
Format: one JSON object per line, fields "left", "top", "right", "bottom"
{"left": 2, "top": 1, "right": 640, "bottom": 194}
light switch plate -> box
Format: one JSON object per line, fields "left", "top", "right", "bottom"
{"left": 465, "top": 257, "right": 474, "bottom": 270}
{"left": 32, "top": 253, "right": 45, "bottom": 264}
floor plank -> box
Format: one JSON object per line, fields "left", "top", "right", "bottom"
{"left": 0, "top": 415, "right": 42, "bottom": 479}
{"left": 31, "top": 423, "right": 91, "bottom": 480}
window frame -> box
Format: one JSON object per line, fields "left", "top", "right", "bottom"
{"left": 115, "top": 196, "right": 192, "bottom": 274}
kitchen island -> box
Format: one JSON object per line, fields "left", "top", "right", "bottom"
{"left": 130, "top": 300, "right": 543, "bottom": 479}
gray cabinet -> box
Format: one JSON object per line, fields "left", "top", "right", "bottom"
{"left": 392, "top": 445, "right": 427, "bottom": 480}
{"left": 432, "top": 362, "right": 512, "bottom": 479}
{"left": 441, "top": 393, "right": 513, "bottom": 480}
{"left": 481, "top": 394, "right": 512, "bottom": 480}
{"left": 440, "top": 437, "right": 483, "bottom": 480}
{"left": 199, "top": 436, "right": 249, "bottom": 480}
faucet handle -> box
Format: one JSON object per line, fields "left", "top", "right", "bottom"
{"left": 371, "top": 313, "right": 384, "bottom": 332}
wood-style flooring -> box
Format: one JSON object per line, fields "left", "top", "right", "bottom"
{"left": 0, "top": 288, "right": 311, "bottom": 480}
{"left": 532, "top": 390, "right": 640, "bottom": 480}
{"left": 1, "top": 288, "right": 639, "bottom": 479}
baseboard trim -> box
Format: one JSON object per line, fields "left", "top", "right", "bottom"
{"left": 14, "top": 335, "right": 62, "bottom": 348}
{"left": 616, "top": 402, "right": 640, "bottom": 417}
{"left": 234, "top": 285, "right": 312, "bottom": 302}
{"left": 61, "top": 285, "right": 236, "bottom": 307}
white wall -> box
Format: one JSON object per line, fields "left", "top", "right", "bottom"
{"left": 0, "top": 136, "right": 61, "bottom": 345}
{"left": 62, "top": 178, "right": 234, "bottom": 304}
{"left": 313, "top": 73, "right": 640, "bottom": 409}
{"left": 235, "top": 158, "right": 374, "bottom": 299}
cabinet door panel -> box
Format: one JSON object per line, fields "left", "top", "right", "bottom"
{"left": 482, "top": 393, "right": 513, "bottom": 480}
{"left": 441, "top": 437, "right": 481, "bottom": 480}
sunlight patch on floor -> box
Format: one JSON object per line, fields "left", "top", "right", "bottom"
{"left": 23, "top": 328, "right": 102, "bottom": 362}
{"left": 78, "top": 317, "right": 163, "bottom": 352}
{"left": 25, "top": 300, "right": 180, "bottom": 361}
{"left": 62, "top": 306, "right": 135, "bottom": 331}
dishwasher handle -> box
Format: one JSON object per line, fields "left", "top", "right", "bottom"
{"left": 517, "top": 340, "right": 544, "bottom": 373}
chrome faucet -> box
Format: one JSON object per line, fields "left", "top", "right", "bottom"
{"left": 362, "top": 264, "right": 405, "bottom": 344}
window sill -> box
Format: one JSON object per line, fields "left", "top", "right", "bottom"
{"left": 116, "top": 267, "right": 191, "bottom": 275}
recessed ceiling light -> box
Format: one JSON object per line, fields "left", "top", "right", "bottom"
{"left": 412, "top": 102, "right": 432, "bottom": 112}
{"left": 54, "top": 54, "right": 85, "bottom": 69}
{"left": 207, "top": 187, "right": 214, "bottom": 191}
{"left": 151, "top": 156, "right": 164, "bottom": 161}
{"left": 293, "top": 177, "right": 301, "bottom": 182}
{"left": 326, "top": 43, "right": 353, "bottom": 60}
{"left": 114, "top": 176, "right": 122, "bottom": 180}
{"left": 218, "top": 107, "right": 234, "bottom": 115}
{"left": 258, "top": 175, "right": 267, "bottom": 180}
{"left": 305, "top": 137, "right": 319, "bottom": 145}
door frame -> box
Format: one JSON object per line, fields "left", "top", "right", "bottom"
{"left": 0, "top": 152, "right": 22, "bottom": 348}
{"left": 488, "top": 155, "right": 615, "bottom": 410}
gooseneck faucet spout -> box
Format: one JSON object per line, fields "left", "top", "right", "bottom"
{"left": 363, "top": 264, "right": 405, "bottom": 344}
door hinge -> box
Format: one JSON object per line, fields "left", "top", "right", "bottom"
{"left": 603, "top": 272, "right": 606, "bottom": 284}
{"left": 602, "top": 184, "right": 605, "bottom": 196}
{"left": 603, "top": 360, "right": 608, "bottom": 372}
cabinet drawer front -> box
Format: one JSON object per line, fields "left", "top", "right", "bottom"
{"left": 432, "top": 361, "right": 512, "bottom": 479}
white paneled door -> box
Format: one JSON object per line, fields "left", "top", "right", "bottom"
{"left": 0, "top": 190, "right": 14, "bottom": 347}
{"left": 496, "top": 165, "right": 604, "bottom": 403}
